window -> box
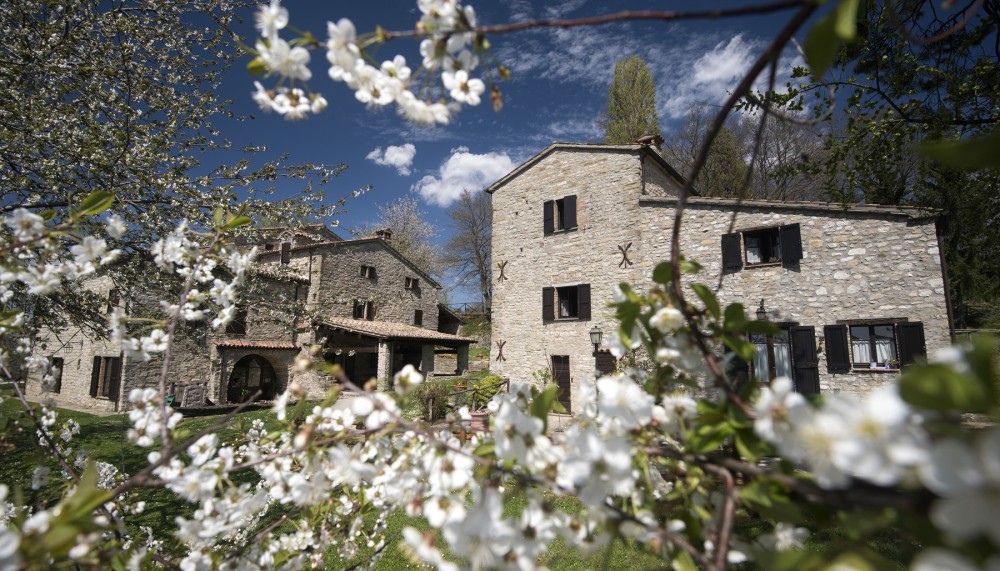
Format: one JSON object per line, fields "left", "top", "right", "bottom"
{"left": 405, "top": 277, "right": 419, "bottom": 289}
{"left": 49, "top": 357, "right": 64, "bottom": 394}
{"left": 542, "top": 284, "right": 591, "bottom": 321}
{"left": 89, "top": 356, "right": 121, "bottom": 400}
{"left": 824, "top": 321, "right": 926, "bottom": 372}
{"left": 751, "top": 330, "right": 792, "bottom": 384}
{"left": 414, "top": 309, "right": 423, "bottom": 326}
{"left": 280, "top": 242, "right": 291, "bottom": 265}
{"left": 551, "top": 355, "right": 571, "bottom": 413}
{"left": 737, "top": 326, "right": 821, "bottom": 394}
{"left": 353, "top": 299, "right": 376, "bottom": 320}
{"left": 543, "top": 195, "right": 577, "bottom": 234}
{"left": 360, "top": 265, "right": 376, "bottom": 278}
{"left": 721, "top": 224, "right": 803, "bottom": 271}
{"left": 264, "top": 243, "right": 275, "bottom": 251}
{"left": 226, "top": 307, "right": 248, "bottom": 335}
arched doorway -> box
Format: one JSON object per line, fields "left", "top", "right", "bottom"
{"left": 227, "top": 354, "right": 277, "bottom": 403}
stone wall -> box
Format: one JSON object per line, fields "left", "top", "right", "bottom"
{"left": 490, "top": 144, "right": 953, "bottom": 413}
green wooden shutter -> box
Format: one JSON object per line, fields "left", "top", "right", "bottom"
{"left": 779, "top": 224, "right": 803, "bottom": 262}
{"left": 721, "top": 233, "right": 742, "bottom": 271}
{"left": 577, "top": 283, "right": 591, "bottom": 320}
{"left": 562, "top": 195, "right": 577, "bottom": 229}
{"left": 542, "top": 287, "right": 554, "bottom": 321}
{"left": 89, "top": 356, "right": 102, "bottom": 397}
{"left": 897, "top": 322, "right": 926, "bottom": 366}
{"left": 823, "top": 325, "right": 851, "bottom": 373}
{"left": 791, "top": 326, "right": 820, "bottom": 394}
{"left": 543, "top": 200, "right": 554, "bottom": 234}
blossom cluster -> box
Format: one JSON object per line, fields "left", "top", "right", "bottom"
{"left": 251, "top": 0, "right": 488, "bottom": 123}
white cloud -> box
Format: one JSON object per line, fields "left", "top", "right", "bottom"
{"left": 366, "top": 143, "right": 417, "bottom": 176}
{"left": 412, "top": 147, "right": 516, "bottom": 207}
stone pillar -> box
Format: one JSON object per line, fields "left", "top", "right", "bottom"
{"left": 420, "top": 344, "right": 435, "bottom": 378}
{"left": 457, "top": 345, "right": 469, "bottom": 375}
{"left": 376, "top": 340, "right": 392, "bottom": 391}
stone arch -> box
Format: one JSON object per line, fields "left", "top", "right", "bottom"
{"left": 226, "top": 354, "right": 277, "bottom": 403}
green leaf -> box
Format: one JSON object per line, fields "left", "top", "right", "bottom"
{"left": 223, "top": 215, "right": 252, "bottom": 229}
{"left": 899, "top": 363, "right": 992, "bottom": 412}
{"left": 734, "top": 430, "right": 769, "bottom": 462}
{"left": 528, "top": 384, "right": 559, "bottom": 432}
{"left": 687, "top": 422, "right": 733, "bottom": 454}
{"left": 76, "top": 190, "right": 115, "bottom": 217}
{"left": 742, "top": 320, "right": 780, "bottom": 335}
{"left": 690, "top": 283, "right": 720, "bottom": 319}
{"left": 652, "top": 261, "right": 673, "bottom": 285}
{"left": 672, "top": 550, "right": 698, "bottom": 571}
{"left": 723, "top": 303, "right": 746, "bottom": 331}
{"left": 914, "top": 130, "right": 1000, "bottom": 170}
{"left": 473, "top": 440, "right": 496, "bottom": 458}
{"left": 213, "top": 207, "right": 224, "bottom": 228}
{"left": 722, "top": 335, "right": 756, "bottom": 363}
{"left": 247, "top": 56, "right": 267, "bottom": 77}
{"left": 804, "top": 0, "right": 859, "bottom": 79}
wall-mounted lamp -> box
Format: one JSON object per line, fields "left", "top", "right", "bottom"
{"left": 589, "top": 325, "right": 603, "bottom": 353}
{"left": 755, "top": 299, "right": 768, "bottom": 321}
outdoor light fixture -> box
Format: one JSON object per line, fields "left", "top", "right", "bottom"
{"left": 756, "top": 299, "right": 768, "bottom": 321}
{"left": 589, "top": 325, "right": 603, "bottom": 352}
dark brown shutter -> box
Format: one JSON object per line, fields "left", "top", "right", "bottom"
{"left": 542, "top": 287, "right": 554, "bottom": 321}
{"left": 721, "top": 233, "right": 742, "bottom": 272}
{"left": 791, "top": 326, "right": 820, "bottom": 394}
{"left": 280, "top": 242, "right": 290, "bottom": 264}
{"left": 898, "top": 322, "right": 926, "bottom": 366}
{"left": 89, "top": 356, "right": 102, "bottom": 397}
{"left": 562, "top": 195, "right": 577, "bottom": 229}
{"left": 595, "top": 351, "right": 617, "bottom": 376}
{"left": 414, "top": 309, "right": 423, "bottom": 326}
{"left": 543, "top": 200, "right": 554, "bottom": 235}
{"left": 577, "top": 283, "right": 591, "bottom": 320}
{"left": 366, "top": 301, "right": 376, "bottom": 320}
{"left": 552, "top": 355, "right": 571, "bottom": 413}
{"left": 823, "top": 324, "right": 851, "bottom": 373}
{"left": 779, "top": 224, "right": 803, "bottom": 262}
{"left": 108, "top": 357, "right": 122, "bottom": 401}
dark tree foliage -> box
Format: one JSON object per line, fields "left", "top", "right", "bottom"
{"left": 603, "top": 55, "right": 661, "bottom": 144}
{"left": 806, "top": 0, "right": 1000, "bottom": 327}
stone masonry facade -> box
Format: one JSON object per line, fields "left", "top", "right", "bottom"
{"left": 488, "top": 143, "right": 952, "bottom": 413}
{"left": 28, "top": 230, "right": 472, "bottom": 412}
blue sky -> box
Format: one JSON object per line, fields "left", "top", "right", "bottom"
{"left": 215, "top": 1, "right": 810, "bottom": 300}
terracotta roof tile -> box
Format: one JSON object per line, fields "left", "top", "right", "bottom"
{"left": 320, "top": 317, "right": 475, "bottom": 344}
{"left": 214, "top": 340, "right": 299, "bottom": 350}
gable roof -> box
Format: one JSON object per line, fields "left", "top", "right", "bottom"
{"left": 486, "top": 142, "right": 689, "bottom": 194}
{"left": 256, "top": 236, "right": 442, "bottom": 289}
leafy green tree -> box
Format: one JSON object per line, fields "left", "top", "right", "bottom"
{"left": 802, "top": 0, "right": 1000, "bottom": 326}
{"left": 662, "top": 106, "right": 749, "bottom": 197}
{"left": 602, "top": 55, "right": 661, "bottom": 144}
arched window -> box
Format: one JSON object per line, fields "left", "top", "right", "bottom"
{"left": 226, "top": 354, "right": 277, "bottom": 403}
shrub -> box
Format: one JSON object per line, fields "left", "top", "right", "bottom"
{"left": 414, "top": 378, "right": 452, "bottom": 420}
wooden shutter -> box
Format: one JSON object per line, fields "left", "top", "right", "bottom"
{"left": 595, "top": 351, "right": 617, "bottom": 376}
{"left": 551, "top": 356, "right": 571, "bottom": 413}
{"left": 542, "top": 287, "right": 554, "bottom": 321}
{"left": 89, "top": 356, "right": 102, "bottom": 397}
{"left": 721, "top": 233, "right": 742, "bottom": 271}
{"left": 543, "top": 200, "right": 554, "bottom": 234}
{"left": 725, "top": 350, "right": 750, "bottom": 389}
{"left": 414, "top": 309, "right": 423, "bottom": 326}
{"left": 562, "top": 195, "right": 577, "bottom": 229}
{"left": 897, "top": 322, "right": 926, "bottom": 366}
{"left": 823, "top": 324, "right": 851, "bottom": 373}
{"left": 280, "top": 242, "right": 290, "bottom": 264}
{"left": 577, "top": 283, "right": 591, "bottom": 320}
{"left": 790, "top": 326, "right": 820, "bottom": 394}
{"left": 366, "top": 301, "right": 376, "bottom": 320}
{"left": 779, "top": 224, "right": 803, "bottom": 262}
{"left": 108, "top": 357, "right": 122, "bottom": 401}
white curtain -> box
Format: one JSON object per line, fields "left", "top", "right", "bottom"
{"left": 774, "top": 342, "right": 791, "bottom": 378}
{"left": 746, "top": 235, "right": 762, "bottom": 264}
{"left": 753, "top": 342, "right": 769, "bottom": 381}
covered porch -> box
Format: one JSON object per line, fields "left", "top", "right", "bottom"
{"left": 317, "top": 317, "right": 475, "bottom": 390}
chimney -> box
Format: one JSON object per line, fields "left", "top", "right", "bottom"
{"left": 374, "top": 228, "right": 393, "bottom": 243}
{"left": 636, "top": 134, "right": 664, "bottom": 149}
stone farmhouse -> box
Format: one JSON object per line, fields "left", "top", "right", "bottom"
{"left": 28, "top": 226, "right": 473, "bottom": 413}
{"left": 487, "top": 142, "right": 953, "bottom": 413}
